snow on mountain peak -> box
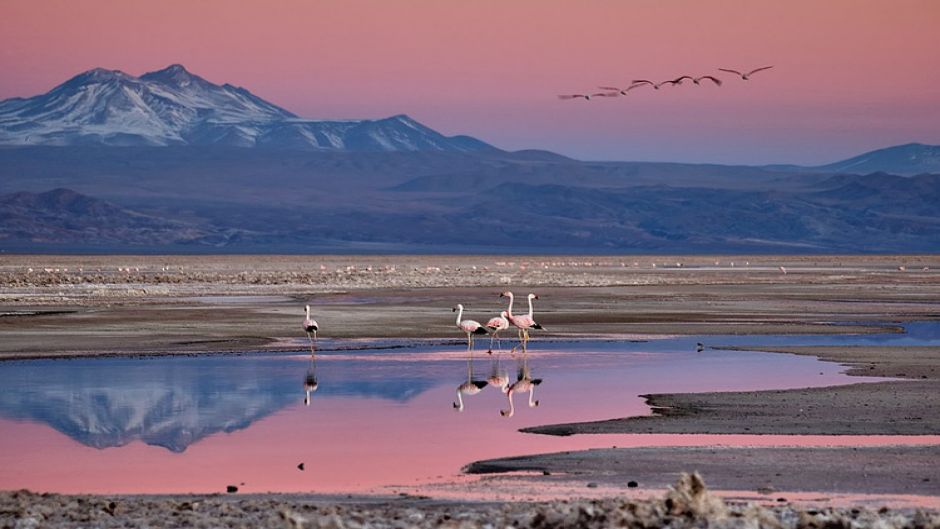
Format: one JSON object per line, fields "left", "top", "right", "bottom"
{"left": 0, "top": 65, "right": 495, "bottom": 152}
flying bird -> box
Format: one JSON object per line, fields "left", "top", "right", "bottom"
{"left": 598, "top": 85, "right": 645, "bottom": 95}
{"left": 718, "top": 66, "right": 774, "bottom": 80}
{"left": 693, "top": 75, "right": 723, "bottom": 86}
{"left": 665, "top": 75, "right": 694, "bottom": 86}
{"left": 558, "top": 92, "right": 614, "bottom": 101}
{"left": 630, "top": 80, "right": 658, "bottom": 90}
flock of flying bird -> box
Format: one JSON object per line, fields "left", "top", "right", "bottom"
{"left": 559, "top": 65, "right": 774, "bottom": 101}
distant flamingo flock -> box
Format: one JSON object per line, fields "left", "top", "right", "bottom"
{"left": 559, "top": 65, "right": 773, "bottom": 101}
{"left": 302, "top": 290, "right": 545, "bottom": 415}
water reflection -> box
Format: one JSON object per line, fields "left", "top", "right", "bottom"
{"left": 500, "top": 354, "right": 543, "bottom": 418}
{"left": 486, "top": 353, "right": 510, "bottom": 393}
{"left": 0, "top": 353, "right": 435, "bottom": 452}
{"left": 453, "top": 353, "right": 488, "bottom": 411}
{"left": 303, "top": 354, "right": 319, "bottom": 406}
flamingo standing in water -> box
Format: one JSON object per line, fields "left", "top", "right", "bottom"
{"left": 501, "top": 292, "right": 544, "bottom": 349}
{"left": 500, "top": 358, "right": 542, "bottom": 417}
{"left": 453, "top": 355, "right": 488, "bottom": 411}
{"left": 303, "top": 305, "right": 319, "bottom": 350}
{"left": 485, "top": 311, "right": 510, "bottom": 353}
{"left": 453, "top": 304, "right": 488, "bottom": 350}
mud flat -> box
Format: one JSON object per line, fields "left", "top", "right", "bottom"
{"left": 472, "top": 344, "right": 940, "bottom": 497}
{"left": 1, "top": 254, "right": 938, "bottom": 359}
{"left": 524, "top": 346, "right": 940, "bottom": 436}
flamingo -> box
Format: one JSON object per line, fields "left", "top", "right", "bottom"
{"left": 718, "top": 66, "right": 774, "bottom": 80}
{"left": 630, "top": 79, "right": 658, "bottom": 90}
{"left": 453, "top": 355, "right": 488, "bottom": 411}
{"left": 303, "top": 305, "right": 319, "bottom": 350}
{"left": 500, "top": 359, "right": 542, "bottom": 417}
{"left": 663, "top": 75, "right": 694, "bottom": 86}
{"left": 598, "top": 84, "right": 646, "bottom": 95}
{"left": 505, "top": 292, "right": 544, "bottom": 349}
{"left": 485, "top": 311, "right": 510, "bottom": 353}
{"left": 558, "top": 92, "right": 617, "bottom": 101}
{"left": 453, "top": 304, "right": 488, "bottom": 350}
{"left": 693, "top": 75, "right": 722, "bottom": 86}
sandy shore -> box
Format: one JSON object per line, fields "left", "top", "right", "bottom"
{"left": 4, "top": 474, "right": 938, "bottom": 529}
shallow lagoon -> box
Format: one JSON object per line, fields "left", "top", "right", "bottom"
{"left": 1, "top": 324, "right": 938, "bottom": 494}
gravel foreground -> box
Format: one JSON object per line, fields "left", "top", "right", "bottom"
{"left": 3, "top": 474, "right": 939, "bottom": 529}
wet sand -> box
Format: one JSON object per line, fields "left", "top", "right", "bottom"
{"left": 467, "top": 446, "right": 940, "bottom": 496}
{"left": 1, "top": 254, "right": 937, "bottom": 359}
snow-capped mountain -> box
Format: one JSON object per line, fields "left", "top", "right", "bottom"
{"left": 0, "top": 64, "right": 495, "bottom": 151}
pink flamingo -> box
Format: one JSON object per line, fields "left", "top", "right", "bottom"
{"left": 303, "top": 305, "right": 319, "bottom": 349}
{"left": 453, "top": 304, "right": 488, "bottom": 350}
{"left": 718, "top": 65, "right": 774, "bottom": 80}
{"left": 485, "top": 311, "right": 510, "bottom": 353}
{"left": 500, "top": 292, "right": 543, "bottom": 349}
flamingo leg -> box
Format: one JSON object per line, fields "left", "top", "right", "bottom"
{"left": 305, "top": 332, "right": 316, "bottom": 354}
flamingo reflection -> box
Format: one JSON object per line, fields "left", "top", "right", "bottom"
{"left": 486, "top": 352, "right": 511, "bottom": 394}
{"left": 303, "top": 354, "right": 318, "bottom": 406}
{"left": 453, "top": 352, "right": 487, "bottom": 412}
{"left": 500, "top": 355, "right": 543, "bottom": 417}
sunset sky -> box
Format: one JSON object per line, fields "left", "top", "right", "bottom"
{"left": 1, "top": 0, "right": 938, "bottom": 164}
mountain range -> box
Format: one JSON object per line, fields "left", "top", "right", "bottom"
{"left": 0, "top": 64, "right": 492, "bottom": 152}
{"left": 1, "top": 65, "right": 938, "bottom": 253}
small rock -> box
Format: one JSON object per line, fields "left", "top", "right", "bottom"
{"left": 226, "top": 485, "right": 238, "bottom": 493}
{"left": 542, "top": 470, "right": 551, "bottom": 476}
{"left": 777, "top": 497, "right": 787, "bottom": 502}
{"left": 298, "top": 463, "right": 305, "bottom": 471}
{"left": 586, "top": 482, "right": 598, "bottom": 488}
{"left": 627, "top": 481, "right": 638, "bottom": 488}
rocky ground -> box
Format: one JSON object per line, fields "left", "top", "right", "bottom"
{"left": 3, "top": 473, "right": 938, "bottom": 529}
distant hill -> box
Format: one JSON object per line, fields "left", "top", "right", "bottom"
{"left": 0, "top": 65, "right": 937, "bottom": 253}
{"left": 0, "top": 64, "right": 495, "bottom": 152}
{"left": 767, "top": 143, "right": 940, "bottom": 176}
{"left": 0, "top": 188, "right": 219, "bottom": 246}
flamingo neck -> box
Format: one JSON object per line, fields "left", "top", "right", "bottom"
{"left": 527, "top": 296, "right": 534, "bottom": 318}
{"left": 305, "top": 305, "right": 310, "bottom": 319}
{"left": 528, "top": 385, "right": 538, "bottom": 407}
{"left": 505, "top": 293, "right": 514, "bottom": 317}
{"left": 455, "top": 390, "right": 464, "bottom": 411}
{"left": 455, "top": 305, "right": 463, "bottom": 326}
{"left": 502, "top": 390, "right": 515, "bottom": 417}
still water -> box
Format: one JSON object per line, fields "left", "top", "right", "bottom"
{"left": 0, "top": 324, "right": 937, "bottom": 495}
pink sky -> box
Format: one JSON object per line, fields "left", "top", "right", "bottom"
{"left": 1, "top": 0, "right": 938, "bottom": 164}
